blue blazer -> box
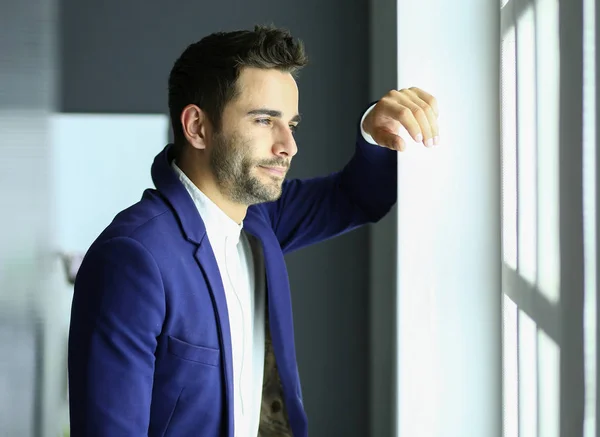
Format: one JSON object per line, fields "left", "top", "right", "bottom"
{"left": 68, "top": 125, "right": 397, "bottom": 437}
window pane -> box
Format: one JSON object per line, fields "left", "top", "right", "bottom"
{"left": 518, "top": 309, "right": 538, "bottom": 437}
{"left": 536, "top": 0, "right": 560, "bottom": 303}
{"left": 502, "top": 28, "right": 518, "bottom": 270}
{"left": 583, "top": 0, "right": 597, "bottom": 434}
{"left": 503, "top": 294, "right": 518, "bottom": 437}
{"left": 538, "top": 329, "right": 560, "bottom": 437}
{"left": 517, "top": 6, "right": 537, "bottom": 285}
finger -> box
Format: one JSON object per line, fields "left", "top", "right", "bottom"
{"left": 396, "top": 93, "right": 435, "bottom": 147}
{"left": 405, "top": 89, "right": 439, "bottom": 145}
{"left": 371, "top": 127, "right": 406, "bottom": 151}
{"left": 385, "top": 97, "right": 428, "bottom": 145}
{"left": 408, "top": 87, "right": 439, "bottom": 117}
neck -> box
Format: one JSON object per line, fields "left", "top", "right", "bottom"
{"left": 176, "top": 155, "right": 247, "bottom": 225}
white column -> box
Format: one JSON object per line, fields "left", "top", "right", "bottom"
{"left": 394, "top": 2, "right": 502, "bottom": 437}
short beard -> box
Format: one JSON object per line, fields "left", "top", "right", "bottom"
{"left": 209, "top": 131, "right": 288, "bottom": 206}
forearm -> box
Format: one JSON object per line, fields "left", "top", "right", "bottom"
{"left": 338, "top": 124, "right": 398, "bottom": 223}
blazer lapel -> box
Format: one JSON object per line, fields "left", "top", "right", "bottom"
{"left": 194, "top": 240, "right": 235, "bottom": 436}
{"left": 152, "top": 145, "right": 235, "bottom": 436}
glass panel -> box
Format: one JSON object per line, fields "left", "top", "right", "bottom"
{"left": 583, "top": 0, "right": 597, "bottom": 434}
{"left": 503, "top": 294, "right": 519, "bottom": 437}
{"left": 536, "top": 0, "right": 560, "bottom": 303}
{"left": 502, "top": 28, "right": 518, "bottom": 270}
{"left": 538, "top": 328, "right": 560, "bottom": 437}
{"left": 516, "top": 5, "right": 537, "bottom": 285}
{"left": 518, "top": 309, "right": 538, "bottom": 437}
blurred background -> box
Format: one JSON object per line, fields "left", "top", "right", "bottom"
{"left": 0, "top": 0, "right": 597, "bottom": 436}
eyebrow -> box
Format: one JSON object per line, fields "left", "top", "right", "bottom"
{"left": 247, "top": 108, "right": 302, "bottom": 123}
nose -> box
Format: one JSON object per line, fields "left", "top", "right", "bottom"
{"left": 272, "top": 126, "right": 298, "bottom": 158}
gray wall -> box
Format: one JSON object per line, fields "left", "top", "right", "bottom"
{"left": 368, "top": 0, "right": 398, "bottom": 436}
{"left": 60, "top": 1, "right": 372, "bottom": 436}
{"left": 1, "top": 1, "right": 58, "bottom": 436}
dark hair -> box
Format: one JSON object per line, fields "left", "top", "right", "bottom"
{"left": 168, "top": 25, "right": 308, "bottom": 155}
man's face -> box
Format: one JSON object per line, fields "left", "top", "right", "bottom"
{"left": 208, "top": 67, "right": 300, "bottom": 206}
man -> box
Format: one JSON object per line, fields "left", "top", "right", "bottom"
{"left": 68, "top": 25, "right": 439, "bottom": 437}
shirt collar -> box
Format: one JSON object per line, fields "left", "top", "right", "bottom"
{"left": 171, "top": 161, "right": 243, "bottom": 243}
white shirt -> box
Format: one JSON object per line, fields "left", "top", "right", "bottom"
{"left": 172, "top": 162, "right": 266, "bottom": 437}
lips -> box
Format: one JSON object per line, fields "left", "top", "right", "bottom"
{"left": 259, "top": 166, "right": 287, "bottom": 177}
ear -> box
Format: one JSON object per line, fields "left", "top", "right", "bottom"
{"left": 180, "top": 104, "right": 212, "bottom": 150}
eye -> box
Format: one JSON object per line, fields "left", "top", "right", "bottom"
{"left": 289, "top": 124, "right": 299, "bottom": 134}
{"left": 255, "top": 118, "right": 272, "bottom": 126}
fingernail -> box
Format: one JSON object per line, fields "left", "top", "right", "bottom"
{"left": 433, "top": 136, "right": 440, "bottom": 146}
{"left": 425, "top": 138, "right": 434, "bottom": 147}
{"left": 415, "top": 133, "right": 423, "bottom": 142}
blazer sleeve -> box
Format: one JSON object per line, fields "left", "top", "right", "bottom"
{"left": 68, "top": 236, "right": 165, "bottom": 437}
{"left": 262, "top": 123, "right": 398, "bottom": 254}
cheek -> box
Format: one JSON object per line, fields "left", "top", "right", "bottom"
{"left": 236, "top": 146, "right": 258, "bottom": 172}
{"left": 239, "top": 137, "right": 268, "bottom": 162}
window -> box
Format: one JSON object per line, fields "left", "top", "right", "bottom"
{"left": 500, "top": 0, "right": 597, "bottom": 435}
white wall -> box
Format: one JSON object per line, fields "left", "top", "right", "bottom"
{"left": 394, "top": 2, "right": 502, "bottom": 436}
{"left": 50, "top": 113, "right": 169, "bottom": 254}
